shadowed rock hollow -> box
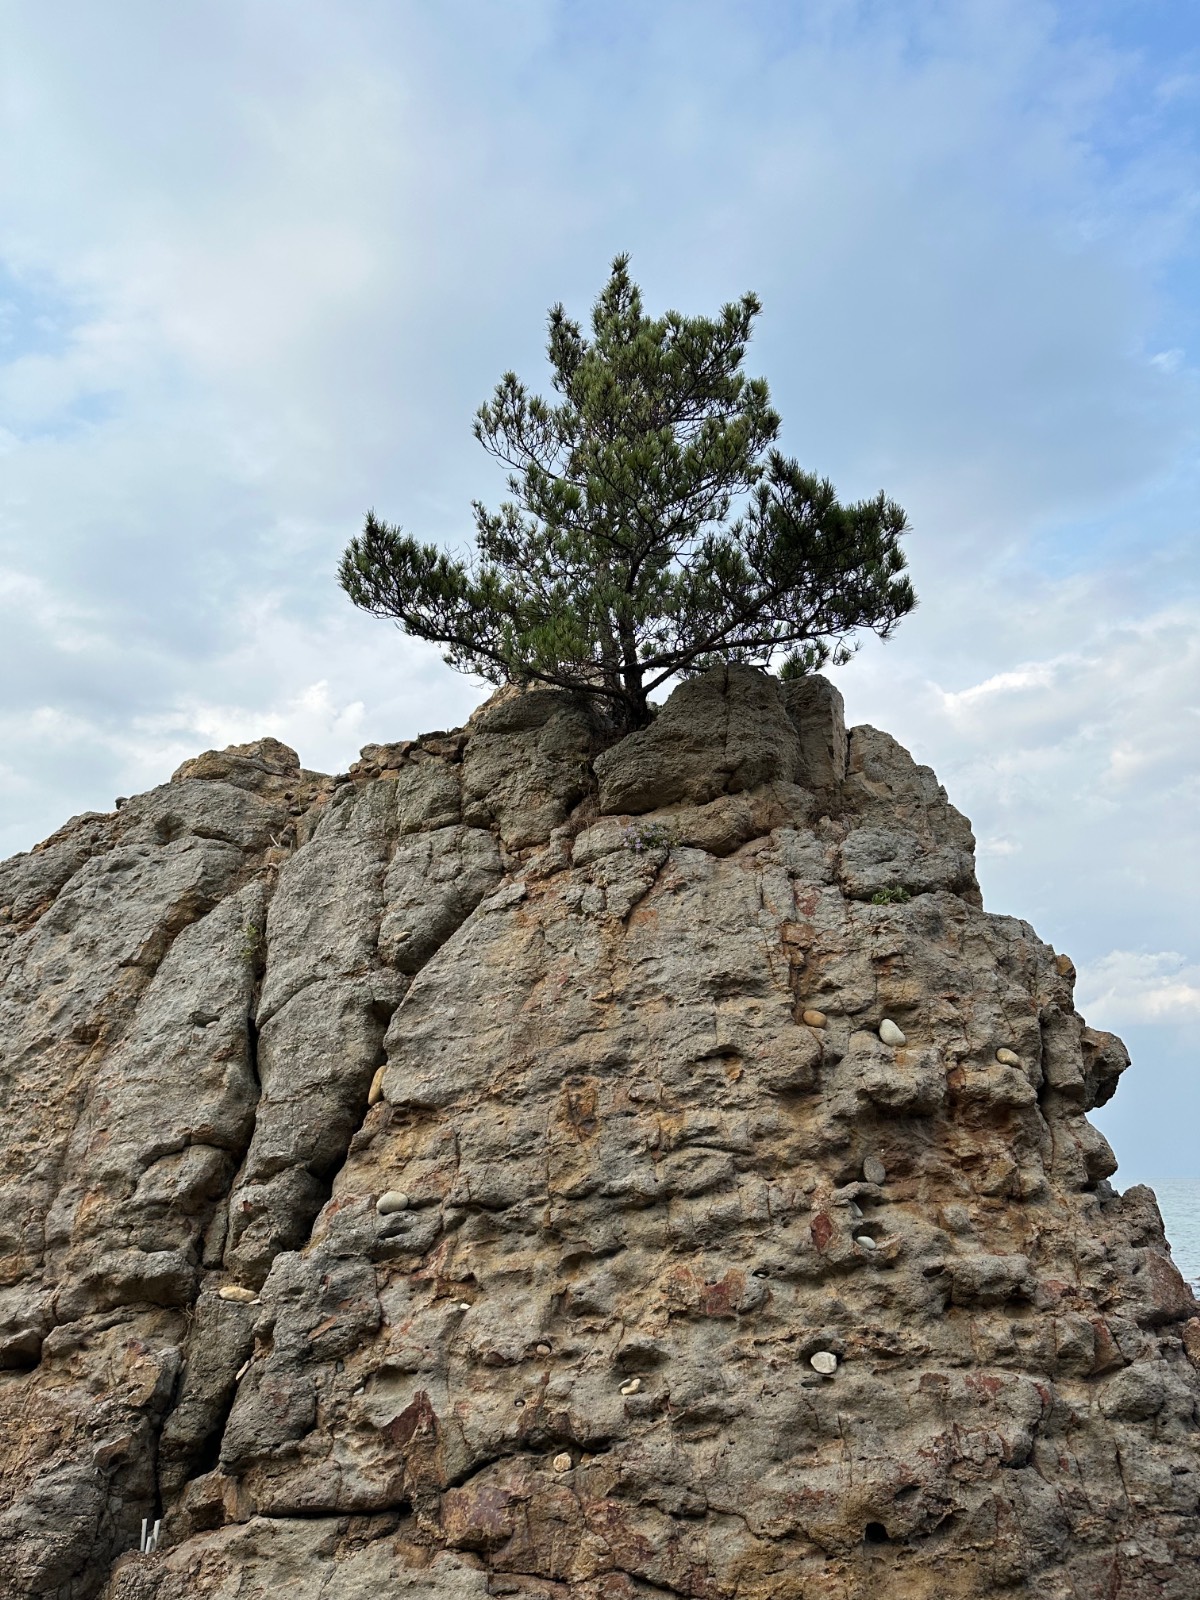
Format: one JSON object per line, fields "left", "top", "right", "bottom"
{"left": 1, "top": 665, "right": 1198, "bottom": 1599}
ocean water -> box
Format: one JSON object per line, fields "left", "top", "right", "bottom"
{"left": 1145, "top": 1179, "right": 1200, "bottom": 1290}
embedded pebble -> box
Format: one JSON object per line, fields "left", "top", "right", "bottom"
{"left": 218, "top": 1285, "right": 257, "bottom": 1304}
{"left": 235, "top": 1358, "right": 251, "bottom": 1380}
{"left": 376, "top": 1190, "right": 411, "bottom": 1216}
{"left": 367, "top": 1065, "right": 388, "bottom": 1107}
{"left": 995, "top": 1048, "right": 1021, "bottom": 1067}
{"left": 879, "top": 1019, "right": 906, "bottom": 1046}
{"left": 619, "top": 1377, "right": 642, "bottom": 1395}
{"left": 855, "top": 1234, "right": 878, "bottom": 1251}
{"left": 802, "top": 1009, "right": 828, "bottom": 1028}
{"left": 863, "top": 1155, "right": 887, "bottom": 1186}
{"left": 535, "top": 1342, "right": 552, "bottom": 1356}
{"left": 457, "top": 1302, "right": 471, "bottom": 1313}
{"left": 810, "top": 1350, "right": 839, "bottom": 1375}
{"left": 552, "top": 1452, "right": 573, "bottom": 1473}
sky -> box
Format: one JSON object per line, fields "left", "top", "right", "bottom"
{"left": 0, "top": 0, "right": 1197, "bottom": 1179}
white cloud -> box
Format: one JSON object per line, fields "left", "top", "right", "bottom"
{"left": 0, "top": 565, "right": 107, "bottom": 653}
{"left": 940, "top": 663, "right": 1062, "bottom": 716}
{"left": 132, "top": 680, "right": 369, "bottom": 780}
{"left": 977, "top": 835, "right": 1022, "bottom": 859}
{"left": 1077, "top": 951, "right": 1200, "bottom": 1025}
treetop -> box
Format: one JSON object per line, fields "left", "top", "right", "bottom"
{"left": 340, "top": 255, "right": 915, "bottom": 727}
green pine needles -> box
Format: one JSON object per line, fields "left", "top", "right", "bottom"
{"left": 339, "top": 255, "right": 915, "bottom": 729}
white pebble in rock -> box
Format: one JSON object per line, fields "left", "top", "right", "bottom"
{"left": 995, "top": 1048, "right": 1021, "bottom": 1067}
{"left": 457, "top": 1302, "right": 471, "bottom": 1313}
{"left": 855, "top": 1234, "right": 878, "bottom": 1251}
{"left": 552, "top": 1452, "right": 573, "bottom": 1473}
{"left": 367, "top": 1065, "right": 388, "bottom": 1107}
{"left": 619, "top": 1377, "right": 642, "bottom": 1396}
{"left": 879, "top": 1019, "right": 906, "bottom": 1046}
{"left": 810, "top": 1350, "right": 839, "bottom": 1375}
{"left": 218, "top": 1285, "right": 258, "bottom": 1304}
{"left": 863, "top": 1155, "right": 887, "bottom": 1186}
{"left": 376, "top": 1191, "right": 410, "bottom": 1216}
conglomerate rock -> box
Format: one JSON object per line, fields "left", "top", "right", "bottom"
{"left": 0, "top": 665, "right": 1197, "bottom": 1599}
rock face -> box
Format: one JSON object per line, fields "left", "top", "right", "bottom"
{"left": 0, "top": 667, "right": 1197, "bottom": 1599}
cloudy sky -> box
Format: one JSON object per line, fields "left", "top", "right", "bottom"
{"left": 2, "top": 1, "right": 1197, "bottom": 1179}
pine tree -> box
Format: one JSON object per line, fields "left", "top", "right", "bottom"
{"left": 339, "top": 256, "right": 915, "bottom": 729}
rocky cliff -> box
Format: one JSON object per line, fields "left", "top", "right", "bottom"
{"left": 1, "top": 664, "right": 1197, "bottom": 1599}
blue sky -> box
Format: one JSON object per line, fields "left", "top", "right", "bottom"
{"left": 0, "top": 0, "right": 1197, "bottom": 1178}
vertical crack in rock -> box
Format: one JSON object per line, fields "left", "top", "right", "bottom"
{"left": 2, "top": 678, "right": 1199, "bottom": 1600}
{"left": 0, "top": 738, "right": 329, "bottom": 1599}
{"left": 220, "top": 777, "right": 410, "bottom": 1289}
{"left": 244, "top": 1009, "right": 261, "bottom": 1093}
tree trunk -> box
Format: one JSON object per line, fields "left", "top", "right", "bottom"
{"left": 618, "top": 621, "right": 648, "bottom": 728}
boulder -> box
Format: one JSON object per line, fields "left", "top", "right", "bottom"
{"left": 782, "top": 672, "right": 848, "bottom": 790}
{"left": 595, "top": 662, "right": 804, "bottom": 814}
{"left": 461, "top": 688, "right": 605, "bottom": 848}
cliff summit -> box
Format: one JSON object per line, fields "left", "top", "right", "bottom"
{"left": 1, "top": 665, "right": 1197, "bottom": 1598}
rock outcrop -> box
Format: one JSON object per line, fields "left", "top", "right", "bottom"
{"left": 0, "top": 666, "right": 1197, "bottom": 1599}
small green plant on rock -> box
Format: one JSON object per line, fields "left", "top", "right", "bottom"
{"left": 240, "top": 922, "right": 264, "bottom": 961}
{"left": 871, "top": 886, "right": 911, "bottom": 905}
{"left": 621, "top": 820, "right": 678, "bottom": 854}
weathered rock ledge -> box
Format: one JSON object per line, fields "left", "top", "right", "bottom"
{"left": 0, "top": 664, "right": 1196, "bottom": 1598}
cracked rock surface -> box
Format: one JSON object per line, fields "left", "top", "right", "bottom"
{"left": 0, "top": 668, "right": 1197, "bottom": 1598}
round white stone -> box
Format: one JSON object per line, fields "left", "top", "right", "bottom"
{"left": 218, "top": 1284, "right": 257, "bottom": 1304}
{"left": 810, "top": 1350, "right": 839, "bottom": 1375}
{"left": 995, "top": 1048, "right": 1021, "bottom": 1067}
{"left": 552, "top": 1452, "right": 573, "bottom": 1473}
{"left": 879, "top": 1019, "right": 907, "bottom": 1046}
{"left": 376, "top": 1191, "right": 411, "bottom": 1215}
{"left": 863, "top": 1155, "right": 887, "bottom": 1185}
{"left": 619, "top": 1377, "right": 642, "bottom": 1395}
{"left": 855, "top": 1234, "right": 878, "bottom": 1251}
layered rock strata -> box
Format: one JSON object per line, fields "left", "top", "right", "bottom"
{"left": 0, "top": 665, "right": 1196, "bottom": 1599}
